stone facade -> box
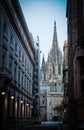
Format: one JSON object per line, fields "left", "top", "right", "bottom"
{"left": 47, "top": 92, "right": 63, "bottom": 121}
{"left": 32, "top": 36, "right": 40, "bottom": 121}
{"left": 66, "top": 0, "right": 84, "bottom": 129}
{"left": 0, "top": 0, "right": 36, "bottom": 130}
{"left": 40, "top": 21, "right": 63, "bottom": 121}
{"left": 63, "top": 40, "right": 69, "bottom": 121}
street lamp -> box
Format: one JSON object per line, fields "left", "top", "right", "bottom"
{"left": 1, "top": 91, "right": 5, "bottom": 95}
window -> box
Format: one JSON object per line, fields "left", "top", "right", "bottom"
{"left": 21, "top": 72, "right": 23, "bottom": 87}
{"left": 27, "top": 65, "right": 29, "bottom": 74}
{"left": 27, "top": 79, "right": 29, "bottom": 92}
{"left": 14, "top": 63, "right": 17, "bottom": 81}
{"left": 22, "top": 53, "right": 24, "bottom": 63}
{"left": 15, "top": 41, "right": 17, "bottom": 52}
{"left": 24, "top": 76, "right": 26, "bottom": 90}
{"left": 55, "top": 83, "right": 57, "bottom": 91}
{"left": 66, "top": 71, "right": 68, "bottom": 83}
{"left": 43, "top": 100, "right": 44, "bottom": 104}
{"left": 3, "top": 22, "right": 8, "bottom": 35}
{"left": 3, "top": 22, "right": 8, "bottom": 43}
{"left": 18, "top": 68, "right": 20, "bottom": 85}
{"left": 58, "top": 64, "right": 61, "bottom": 75}
{"left": 25, "top": 58, "right": 26, "bottom": 67}
{"left": 9, "top": 57, "right": 12, "bottom": 74}
{"left": 19, "top": 48, "right": 21, "bottom": 57}
{"left": 10, "top": 34, "right": 13, "bottom": 45}
{"left": 49, "top": 102, "right": 51, "bottom": 105}
{"left": 53, "top": 65, "right": 55, "bottom": 75}
{"left": 2, "top": 52, "right": 6, "bottom": 67}
{"left": 55, "top": 83, "right": 57, "bottom": 86}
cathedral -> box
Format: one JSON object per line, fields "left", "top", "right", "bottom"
{"left": 40, "top": 21, "right": 63, "bottom": 121}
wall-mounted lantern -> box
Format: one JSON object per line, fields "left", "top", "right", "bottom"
{"left": 11, "top": 95, "right": 14, "bottom": 100}
{"left": 31, "top": 105, "right": 33, "bottom": 108}
{"left": 1, "top": 91, "right": 5, "bottom": 95}
{"left": 26, "top": 103, "right": 29, "bottom": 106}
{"left": 20, "top": 98, "right": 23, "bottom": 103}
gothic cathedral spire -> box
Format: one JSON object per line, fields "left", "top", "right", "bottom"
{"left": 41, "top": 54, "right": 45, "bottom": 71}
{"left": 52, "top": 21, "right": 59, "bottom": 64}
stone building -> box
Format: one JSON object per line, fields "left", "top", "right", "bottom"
{"left": 63, "top": 40, "right": 69, "bottom": 121}
{"left": 0, "top": 0, "right": 37, "bottom": 129}
{"left": 66, "top": 0, "right": 84, "bottom": 129}
{"left": 32, "top": 36, "right": 40, "bottom": 121}
{"left": 40, "top": 21, "right": 63, "bottom": 121}
{"left": 40, "top": 54, "right": 50, "bottom": 120}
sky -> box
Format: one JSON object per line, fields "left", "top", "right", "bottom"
{"left": 20, "top": 0, "right": 67, "bottom": 62}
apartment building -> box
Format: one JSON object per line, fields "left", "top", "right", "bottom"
{"left": 0, "top": 0, "right": 36, "bottom": 129}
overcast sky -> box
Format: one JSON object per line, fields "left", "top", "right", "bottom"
{"left": 20, "top": 0, "right": 67, "bottom": 62}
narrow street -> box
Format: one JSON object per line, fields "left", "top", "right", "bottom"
{"left": 0, "top": 0, "right": 84, "bottom": 130}
{"left": 28, "top": 121, "right": 71, "bottom": 130}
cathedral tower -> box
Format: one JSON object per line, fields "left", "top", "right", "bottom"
{"left": 49, "top": 21, "right": 62, "bottom": 92}
{"left": 52, "top": 21, "right": 59, "bottom": 65}
{"left": 40, "top": 21, "right": 63, "bottom": 121}
{"left": 50, "top": 21, "right": 59, "bottom": 77}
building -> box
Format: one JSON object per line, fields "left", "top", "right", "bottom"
{"left": 40, "top": 54, "right": 49, "bottom": 121}
{"left": 66, "top": 0, "right": 84, "bottom": 129}
{"left": 63, "top": 40, "right": 69, "bottom": 121}
{"left": 40, "top": 85, "right": 50, "bottom": 121}
{"left": 40, "top": 21, "right": 63, "bottom": 121}
{"left": 32, "top": 36, "right": 40, "bottom": 121}
{"left": 47, "top": 91, "right": 63, "bottom": 121}
{"left": 0, "top": 0, "right": 36, "bottom": 130}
